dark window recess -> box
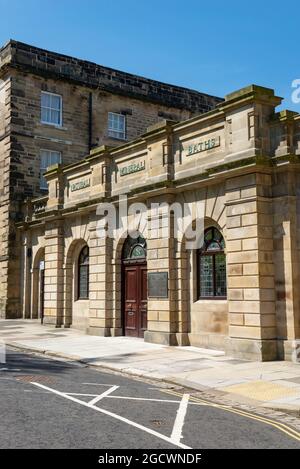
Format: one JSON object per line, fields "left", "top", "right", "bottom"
{"left": 78, "top": 246, "right": 89, "bottom": 299}
{"left": 198, "top": 227, "right": 226, "bottom": 299}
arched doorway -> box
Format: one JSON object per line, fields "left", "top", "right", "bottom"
{"left": 64, "top": 239, "right": 89, "bottom": 329}
{"left": 122, "top": 234, "right": 147, "bottom": 338}
{"left": 31, "top": 248, "right": 45, "bottom": 321}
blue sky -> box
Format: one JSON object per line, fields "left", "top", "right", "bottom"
{"left": 0, "top": 0, "right": 299, "bottom": 111}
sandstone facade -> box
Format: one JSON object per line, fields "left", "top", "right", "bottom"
{"left": 17, "top": 84, "right": 300, "bottom": 361}
{"left": 0, "top": 40, "right": 221, "bottom": 318}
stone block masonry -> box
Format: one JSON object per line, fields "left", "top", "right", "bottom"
{"left": 0, "top": 39, "right": 222, "bottom": 318}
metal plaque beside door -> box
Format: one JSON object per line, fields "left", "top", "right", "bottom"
{"left": 148, "top": 272, "right": 168, "bottom": 298}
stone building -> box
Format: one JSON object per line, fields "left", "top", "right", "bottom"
{"left": 0, "top": 40, "right": 221, "bottom": 318}
{"left": 17, "top": 84, "right": 300, "bottom": 361}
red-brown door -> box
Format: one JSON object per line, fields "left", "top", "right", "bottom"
{"left": 123, "top": 263, "right": 147, "bottom": 338}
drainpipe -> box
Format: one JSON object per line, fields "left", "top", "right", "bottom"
{"left": 88, "top": 92, "right": 93, "bottom": 152}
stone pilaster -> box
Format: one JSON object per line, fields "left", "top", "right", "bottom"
{"left": 144, "top": 198, "right": 179, "bottom": 345}
{"left": 43, "top": 219, "right": 64, "bottom": 327}
{"left": 273, "top": 170, "right": 300, "bottom": 360}
{"left": 225, "top": 171, "right": 277, "bottom": 360}
{"left": 20, "top": 230, "right": 32, "bottom": 319}
{"left": 88, "top": 223, "right": 114, "bottom": 336}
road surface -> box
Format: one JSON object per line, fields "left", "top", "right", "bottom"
{"left": 0, "top": 349, "right": 299, "bottom": 449}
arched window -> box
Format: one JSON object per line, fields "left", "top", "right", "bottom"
{"left": 78, "top": 246, "right": 89, "bottom": 299}
{"left": 198, "top": 227, "right": 226, "bottom": 299}
{"left": 122, "top": 234, "right": 147, "bottom": 262}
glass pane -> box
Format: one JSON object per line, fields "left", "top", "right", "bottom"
{"left": 41, "top": 92, "right": 51, "bottom": 107}
{"left": 131, "top": 245, "right": 146, "bottom": 258}
{"left": 199, "top": 255, "right": 214, "bottom": 297}
{"left": 108, "top": 113, "right": 125, "bottom": 137}
{"left": 215, "top": 253, "right": 227, "bottom": 296}
{"left": 204, "top": 229, "right": 213, "bottom": 242}
{"left": 207, "top": 241, "right": 221, "bottom": 251}
{"left": 79, "top": 265, "right": 88, "bottom": 298}
{"left": 79, "top": 246, "right": 89, "bottom": 265}
{"left": 41, "top": 108, "right": 51, "bottom": 123}
{"left": 50, "top": 110, "right": 60, "bottom": 124}
{"left": 214, "top": 229, "right": 222, "bottom": 241}
{"left": 51, "top": 95, "right": 61, "bottom": 110}
{"left": 40, "top": 151, "right": 48, "bottom": 169}
{"left": 50, "top": 151, "right": 61, "bottom": 165}
{"left": 109, "top": 129, "right": 125, "bottom": 139}
{"left": 40, "top": 171, "right": 47, "bottom": 190}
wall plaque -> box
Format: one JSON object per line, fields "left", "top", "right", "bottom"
{"left": 186, "top": 136, "right": 220, "bottom": 156}
{"left": 148, "top": 272, "right": 168, "bottom": 298}
{"left": 70, "top": 178, "right": 90, "bottom": 192}
{"left": 119, "top": 160, "right": 145, "bottom": 176}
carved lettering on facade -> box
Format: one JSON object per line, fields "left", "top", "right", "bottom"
{"left": 70, "top": 179, "right": 90, "bottom": 192}
{"left": 119, "top": 160, "right": 145, "bottom": 177}
{"left": 187, "top": 136, "right": 221, "bottom": 156}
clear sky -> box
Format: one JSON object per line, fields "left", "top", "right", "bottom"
{"left": 0, "top": 0, "right": 299, "bottom": 111}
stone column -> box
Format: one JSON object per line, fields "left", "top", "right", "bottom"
{"left": 43, "top": 219, "right": 64, "bottom": 327}
{"left": 225, "top": 171, "right": 277, "bottom": 360}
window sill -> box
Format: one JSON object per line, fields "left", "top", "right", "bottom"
{"left": 196, "top": 298, "right": 227, "bottom": 302}
{"left": 40, "top": 121, "right": 67, "bottom": 130}
{"left": 107, "top": 135, "right": 127, "bottom": 142}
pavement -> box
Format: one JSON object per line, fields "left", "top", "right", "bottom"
{"left": 1, "top": 319, "right": 300, "bottom": 415}
{"left": 1, "top": 348, "right": 300, "bottom": 449}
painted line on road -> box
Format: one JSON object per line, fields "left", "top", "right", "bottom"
{"left": 31, "top": 382, "right": 191, "bottom": 449}
{"left": 82, "top": 382, "right": 118, "bottom": 386}
{"left": 87, "top": 386, "right": 119, "bottom": 406}
{"left": 69, "top": 393, "right": 209, "bottom": 405}
{"left": 22, "top": 389, "right": 209, "bottom": 405}
{"left": 170, "top": 393, "right": 190, "bottom": 444}
{"left": 0, "top": 368, "right": 21, "bottom": 371}
{"left": 161, "top": 389, "right": 300, "bottom": 443}
{"left": 107, "top": 395, "right": 183, "bottom": 404}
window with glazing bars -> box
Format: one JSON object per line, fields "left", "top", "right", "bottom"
{"left": 198, "top": 227, "right": 226, "bottom": 299}
{"left": 41, "top": 92, "right": 62, "bottom": 126}
{"left": 78, "top": 246, "right": 89, "bottom": 299}
{"left": 108, "top": 112, "right": 126, "bottom": 140}
{"left": 40, "top": 150, "right": 61, "bottom": 190}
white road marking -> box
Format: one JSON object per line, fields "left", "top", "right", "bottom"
{"left": 0, "top": 368, "right": 21, "bottom": 371}
{"left": 82, "top": 383, "right": 117, "bottom": 386}
{"left": 24, "top": 390, "right": 52, "bottom": 394}
{"left": 31, "top": 382, "right": 191, "bottom": 449}
{"left": 87, "top": 386, "right": 119, "bottom": 406}
{"left": 101, "top": 395, "right": 208, "bottom": 406}
{"left": 170, "top": 393, "right": 190, "bottom": 444}
{"left": 107, "top": 395, "right": 181, "bottom": 404}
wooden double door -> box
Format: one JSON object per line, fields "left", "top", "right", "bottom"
{"left": 123, "top": 263, "right": 147, "bottom": 338}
